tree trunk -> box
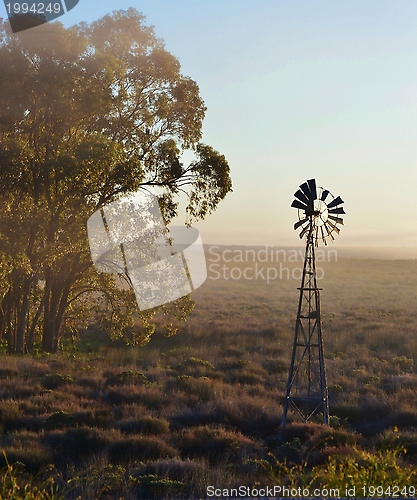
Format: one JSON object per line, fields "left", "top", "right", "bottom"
{"left": 4, "top": 291, "right": 14, "bottom": 354}
{"left": 41, "top": 255, "right": 82, "bottom": 353}
{"left": 42, "top": 281, "right": 60, "bottom": 353}
{"left": 42, "top": 318, "right": 57, "bottom": 353}
{"left": 16, "top": 277, "right": 31, "bottom": 354}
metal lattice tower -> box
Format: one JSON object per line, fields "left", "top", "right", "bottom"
{"left": 281, "top": 179, "right": 345, "bottom": 432}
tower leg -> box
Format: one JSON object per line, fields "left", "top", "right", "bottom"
{"left": 280, "top": 222, "right": 329, "bottom": 435}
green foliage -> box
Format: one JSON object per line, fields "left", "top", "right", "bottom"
{"left": 134, "top": 474, "right": 187, "bottom": 499}
{"left": 390, "top": 356, "right": 414, "bottom": 372}
{"left": 312, "top": 448, "right": 417, "bottom": 491}
{"left": 67, "top": 464, "right": 129, "bottom": 499}
{"left": 262, "top": 446, "right": 417, "bottom": 494}
{"left": 0, "top": 453, "right": 62, "bottom": 499}
{"left": 0, "top": 9, "right": 232, "bottom": 353}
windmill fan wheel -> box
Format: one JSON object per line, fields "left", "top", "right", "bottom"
{"left": 291, "top": 178, "right": 345, "bottom": 246}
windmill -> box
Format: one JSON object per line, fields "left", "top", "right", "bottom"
{"left": 281, "top": 178, "right": 345, "bottom": 431}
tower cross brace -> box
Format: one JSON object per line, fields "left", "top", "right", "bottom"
{"left": 281, "top": 219, "right": 329, "bottom": 431}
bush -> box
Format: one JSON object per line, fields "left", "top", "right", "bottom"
{"left": 72, "top": 409, "right": 111, "bottom": 428}
{"left": 139, "top": 458, "right": 203, "bottom": 483}
{"left": 306, "top": 428, "right": 357, "bottom": 450}
{"left": 388, "top": 411, "right": 417, "bottom": 429}
{"left": 174, "top": 357, "right": 215, "bottom": 376}
{"left": 118, "top": 416, "right": 169, "bottom": 435}
{"left": 134, "top": 474, "right": 186, "bottom": 500}
{"left": 11, "top": 415, "right": 44, "bottom": 433}
{"left": 332, "top": 404, "right": 364, "bottom": 425}
{"left": 0, "top": 368, "right": 18, "bottom": 379}
{"left": 310, "top": 448, "right": 417, "bottom": 490}
{"left": 104, "top": 386, "right": 165, "bottom": 408}
{"left": 43, "top": 427, "right": 111, "bottom": 463}
{"left": 279, "top": 422, "right": 325, "bottom": 443}
{"left": 0, "top": 459, "right": 61, "bottom": 499}
{"left": 0, "top": 446, "right": 51, "bottom": 475}
{"left": 44, "top": 411, "right": 77, "bottom": 430}
{"left": 0, "top": 401, "right": 21, "bottom": 432}
{"left": 308, "top": 445, "right": 360, "bottom": 467}
{"left": 396, "top": 432, "right": 417, "bottom": 457}
{"left": 170, "top": 399, "right": 280, "bottom": 438}
{"left": 41, "top": 373, "right": 73, "bottom": 390}
{"left": 178, "top": 426, "right": 260, "bottom": 463}
{"left": 108, "top": 437, "right": 177, "bottom": 465}
{"left": 174, "top": 375, "right": 214, "bottom": 402}
{"left": 105, "top": 370, "right": 149, "bottom": 387}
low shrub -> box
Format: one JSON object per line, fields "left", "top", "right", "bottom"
{"left": 0, "top": 368, "right": 19, "bottom": 379}
{"left": 105, "top": 370, "right": 149, "bottom": 387}
{"left": 72, "top": 409, "right": 112, "bottom": 428}
{"left": 0, "top": 445, "right": 51, "bottom": 475}
{"left": 118, "top": 416, "right": 169, "bottom": 435}
{"left": 138, "top": 458, "right": 203, "bottom": 483}
{"left": 263, "top": 359, "right": 288, "bottom": 374}
{"left": 108, "top": 437, "right": 177, "bottom": 465}
{"left": 41, "top": 373, "right": 73, "bottom": 390}
{"left": 0, "top": 401, "right": 21, "bottom": 432}
{"left": 104, "top": 385, "right": 165, "bottom": 408}
{"left": 174, "top": 375, "right": 214, "bottom": 402}
{"left": 388, "top": 411, "right": 417, "bottom": 429}
{"left": 11, "top": 415, "right": 44, "bottom": 433}
{"left": 279, "top": 422, "right": 324, "bottom": 443}
{"left": 170, "top": 399, "right": 280, "bottom": 438}
{"left": 133, "top": 474, "right": 186, "bottom": 500}
{"left": 174, "top": 357, "right": 216, "bottom": 377}
{"left": 331, "top": 404, "right": 364, "bottom": 425}
{"left": 308, "top": 445, "right": 360, "bottom": 467}
{"left": 44, "top": 410, "right": 77, "bottom": 430}
{"left": 305, "top": 428, "right": 357, "bottom": 450}
{"left": 178, "top": 425, "right": 260, "bottom": 463}
{"left": 43, "top": 427, "right": 112, "bottom": 463}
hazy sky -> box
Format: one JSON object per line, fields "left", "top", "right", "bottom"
{"left": 2, "top": 1, "right": 417, "bottom": 248}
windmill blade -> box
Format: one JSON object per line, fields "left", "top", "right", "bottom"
{"left": 299, "top": 180, "right": 316, "bottom": 201}
{"left": 325, "top": 224, "right": 335, "bottom": 241}
{"left": 328, "top": 215, "right": 344, "bottom": 225}
{"left": 321, "top": 189, "right": 330, "bottom": 202}
{"left": 299, "top": 182, "right": 311, "bottom": 198}
{"left": 291, "top": 199, "right": 309, "bottom": 210}
{"left": 307, "top": 179, "right": 317, "bottom": 200}
{"left": 326, "top": 220, "right": 340, "bottom": 234}
{"left": 327, "top": 196, "right": 344, "bottom": 209}
{"left": 328, "top": 207, "right": 346, "bottom": 215}
{"left": 294, "top": 189, "right": 311, "bottom": 205}
{"left": 294, "top": 217, "right": 309, "bottom": 230}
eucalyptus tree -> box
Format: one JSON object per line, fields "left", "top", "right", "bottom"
{"left": 0, "top": 9, "right": 232, "bottom": 353}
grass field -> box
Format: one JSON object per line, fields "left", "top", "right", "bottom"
{"left": 0, "top": 247, "right": 417, "bottom": 499}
